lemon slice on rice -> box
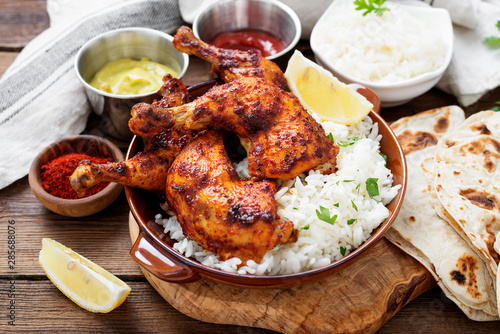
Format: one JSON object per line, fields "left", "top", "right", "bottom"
{"left": 285, "top": 50, "right": 373, "bottom": 124}
{"left": 39, "top": 238, "right": 131, "bottom": 313}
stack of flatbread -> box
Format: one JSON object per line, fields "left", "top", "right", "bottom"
{"left": 386, "top": 106, "right": 500, "bottom": 321}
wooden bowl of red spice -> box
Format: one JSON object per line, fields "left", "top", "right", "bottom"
{"left": 28, "top": 135, "right": 124, "bottom": 217}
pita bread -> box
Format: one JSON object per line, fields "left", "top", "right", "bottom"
{"left": 386, "top": 106, "right": 499, "bottom": 320}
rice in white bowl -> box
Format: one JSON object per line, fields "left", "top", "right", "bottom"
{"left": 154, "top": 115, "right": 401, "bottom": 275}
{"left": 312, "top": 0, "right": 447, "bottom": 83}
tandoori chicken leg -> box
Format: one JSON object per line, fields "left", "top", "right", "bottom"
{"left": 70, "top": 75, "right": 196, "bottom": 197}
{"left": 129, "top": 77, "right": 339, "bottom": 180}
{"left": 166, "top": 130, "right": 296, "bottom": 264}
{"left": 172, "top": 26, "right": 288, "bottom": 91}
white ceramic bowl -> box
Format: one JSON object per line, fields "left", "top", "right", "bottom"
{"left": 310, "top": 1, "right": 453, "bottom": 107}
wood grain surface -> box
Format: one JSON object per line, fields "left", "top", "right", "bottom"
{"left": 0, "top": 0, "right": 48, "bottom": 51}
{"left": 129, "top": 214, "right": 437, "bottom": 334}
{"left": 1, "top": 1, "right": 500, "bottom": 333}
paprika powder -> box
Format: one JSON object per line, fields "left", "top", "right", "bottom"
{"left": 41, "top": 153, "right": 113, "bottom": 199}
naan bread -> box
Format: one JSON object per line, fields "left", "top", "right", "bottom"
{"left": 386, "top": 106, "right": 499, "bottom": 320}
{"left": 389, "top": 106, "right": 463, "bottom": 155}
{"left": 434, "top": 110, "right": 500, "bottom": 277}
{"left": 426, "top": 160, "right": 498, "bottom": 320}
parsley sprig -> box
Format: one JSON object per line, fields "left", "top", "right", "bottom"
{"left": 338, "top": 137, "right": 361, "bottom": 147}
{"left": 366, "top": 178, "right": 380, "bottom": 197}
{"left": 340, "top": 246, "right": 347, "bottom": 256}
{"left": 316, "top": 206, "right": 338, "bottom": 225}
{"left": 354, "top": 0, "right": 390, "bottom": 17}
{"left": 484, "top": 21, "right": 500, "bottom": 48}
{"left": 327, "top": 133, "right": 360, "bottom": 147}
{"left": 490, "top": 101, "right": 500, "bottom": 111}
{"left": 379, "top": 152, "right": 387, "bottom": 165}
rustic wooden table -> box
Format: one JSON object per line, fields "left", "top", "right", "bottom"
{"left": 1, "top": 1, "right": 500, "bottom": 333}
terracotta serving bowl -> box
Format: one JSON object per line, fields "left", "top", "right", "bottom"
{"left": 127, "top": 81, "right": 406, "bottom": 288}
{"left": 29, "top": 135, "right": 124, "bottom": 217}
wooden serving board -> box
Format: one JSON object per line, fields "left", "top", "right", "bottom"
{"left": 129, "top": 213, "right": 435, "bottom": 333}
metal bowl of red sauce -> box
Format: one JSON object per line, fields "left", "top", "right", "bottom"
{"left": 192, "top": 0, "right": 301, "bottom": 66}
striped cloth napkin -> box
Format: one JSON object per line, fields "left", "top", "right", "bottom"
{"left": 0, "top": 0, "right": 183, "bottom": 190}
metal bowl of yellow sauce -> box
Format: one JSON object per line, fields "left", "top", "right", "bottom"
{"left": 88, "top": 57, "right": 178, "bottom": 96}
{"left": 75, "top": 27, "right": 189, "bottom": 140}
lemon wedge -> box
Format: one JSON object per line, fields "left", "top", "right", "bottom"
{"left": 285, "top": 50, "right": 373, "bottom": 124}
{"left": 39, "top": 238, "right": 131, "bottom": 313}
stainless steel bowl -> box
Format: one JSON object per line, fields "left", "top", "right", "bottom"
{"left": 193, "top": 0, "right": 301, "bottom": 66}
{"left": 74, "top": 27, "right": 189, "bottom": 140}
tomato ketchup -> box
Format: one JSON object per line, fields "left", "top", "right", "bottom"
{"left": 211, "top": 29, "right": 286, "bottom": 57}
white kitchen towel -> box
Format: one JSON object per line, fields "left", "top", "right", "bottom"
{"left": 435, "top": 0, "right": 500, "bottom": 107}
{"left": 0, "top": 0, "right": 183, "bottom": 190}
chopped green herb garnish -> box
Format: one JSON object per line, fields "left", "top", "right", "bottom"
{"left": 490, "top": 101, "right": 500, "bottom": 111}
{"left": 300, "top": 224, "right": 310, "bottom": 231}
{"left": 343, "top": 179, "right": 355, "bottom": 182}
{"left": 355, "top": 184, "right": 361, "bottom": 192}
{"left": 484, "top": 36, "right": 500, "bottom": 46}
{"left": 484, "top": 21, "right": 500, "bottom": 48}
{"left": 379, "top": 152, "right": 387, "bottom": 165}
{"left": 340, "top": 246, "right": 347, "bottom": 256}
{"left": 293, "top": 207, "right": 299, "bottom": 210}
{"left": 366, "top": 178, "right": 379, "bottom": 197}
{"left": 351, "top": 200, "right": 358, "bottom": 211}
{"left": 316, "top": 206, "right": 337, "bottom": 225}
{"left": 337, "top": 137, "right": 360, "bottom": 147}
{"left": 334, "top": 203, "right": 340, "bottom": 207}
{"left": 327, "top": 132, "right": 335, "bottom": 143}
{"left": 347, "top": 219, "right": 356, "bottom": 225}
{"left": 354, "top": 0, "right": 390, "bottom": 17}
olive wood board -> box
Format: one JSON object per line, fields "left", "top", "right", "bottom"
{"left": 129, "top": 213, "right": 436, "bottom": 333}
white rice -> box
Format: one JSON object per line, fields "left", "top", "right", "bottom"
{"left": 313, "top": 0, "right": 447, "bottom": 83}
{"left": 154, "top": 115, "right": 401, "bottom": 275}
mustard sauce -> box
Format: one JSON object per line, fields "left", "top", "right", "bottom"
{"left": 89, "top": 57, "right": 177, "bottom": 95}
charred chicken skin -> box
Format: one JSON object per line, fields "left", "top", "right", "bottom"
{"left": 71, "top": 30, "right": 339, "bottom": 265}
{"left": 129, "top": 77, "right": 339, "bottom": 180}
{"left": 166, "top": 130, "right": 296, "bottom": 264}
{"left": 172, "top": 26, "right": 288, "bottom": 90}
{"left": 70, "top": 75, "right": 196, "bottom": 197}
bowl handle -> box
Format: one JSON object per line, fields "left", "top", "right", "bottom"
{"left": 348, "top": 83, "right": 381, "bottom": 114}
{"left": 130, "top": 233, "right": 201, "bottom": 283}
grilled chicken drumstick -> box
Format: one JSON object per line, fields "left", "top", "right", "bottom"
{"left": 70, "top": 75, "right": 196, "bottom": 197}
{"left": 166, "top": 130, "right": 296, "bottom": 264}
{"left": 172, "top": 26, "right": 288, "bottom": 90}
{"left": 129, "top": 77, "right": 339, "bottom": 180}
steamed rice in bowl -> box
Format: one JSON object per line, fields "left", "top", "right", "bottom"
{"left": 154, "top": 115, "right": 401, "bottom": 275}
{"left": 311, "top": 0, "right": 447, "bottom": 84}
{"left": 310, "top": 0, "right": 453, "bottom": 107}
